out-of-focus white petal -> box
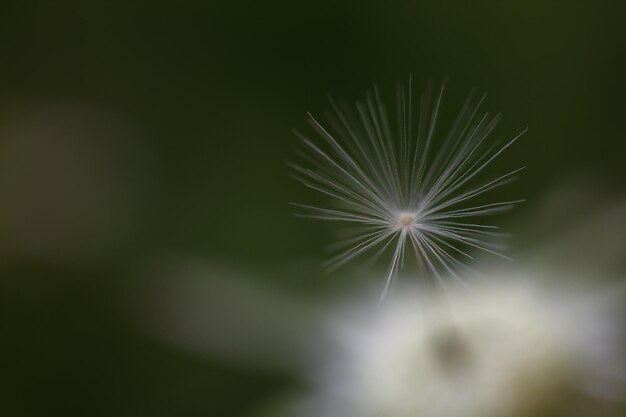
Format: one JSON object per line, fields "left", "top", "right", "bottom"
{"left": 300, "top": 279, "right": 625, "bottom": 417}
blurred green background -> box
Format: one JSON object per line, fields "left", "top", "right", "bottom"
{"left": 0, "top": 1, "right": 624, "bottom": 415}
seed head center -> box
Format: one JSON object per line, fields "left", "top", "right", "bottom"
{"left": 397, "top": 211, "right": 418, "bottom": 229}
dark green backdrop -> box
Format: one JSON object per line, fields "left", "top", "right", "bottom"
{"left": 0, "top": 1, "right": 624, "bottom": 415}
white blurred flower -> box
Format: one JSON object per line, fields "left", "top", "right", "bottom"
{"left": 300, "top": 279, "right": 625, "bottom": 417}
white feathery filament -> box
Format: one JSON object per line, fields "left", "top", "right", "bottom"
{"left": 291, "top": 77, "right": 526, "bottom": 298}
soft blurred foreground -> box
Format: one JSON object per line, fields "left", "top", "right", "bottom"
{"left": 292, "top": 278, "right": 625, "bottom": 417}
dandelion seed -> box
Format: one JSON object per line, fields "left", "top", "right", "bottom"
{"left": 291, "top": 77, "right": 526, "bottom": 297}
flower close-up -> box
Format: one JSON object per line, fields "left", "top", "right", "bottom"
{"left": 292, "top": 79, "right": 526, "bottom": 297}
{"left": 297, "top": 279, "right": 625, "bottom": 417}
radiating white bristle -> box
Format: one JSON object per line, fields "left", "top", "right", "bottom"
{"left": 291, "top": 77, "right": 526, "bottom": 296}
